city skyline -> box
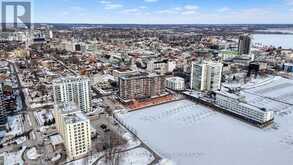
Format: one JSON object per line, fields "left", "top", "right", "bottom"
{"left": 19, "top": 0, "right": 293, "bottom": 24}
{"left": 1, "top": 1, "right": 293, "bottom": 164}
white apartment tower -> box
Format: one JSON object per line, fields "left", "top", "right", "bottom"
{"left": 191, "top": 61, "right": 223, "bottom": 91}
{"left": 53, "top": 103, "right": 91, "bottom": 160}
{"left": 53, "top": 76, "right": 91, "bottom": 113}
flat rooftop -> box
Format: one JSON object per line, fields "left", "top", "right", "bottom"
{"left": 63, "top": 112, "right": 88, "bottom": 124}
{"left": 55, "top": 102, "right": 80, "bottom": 114}
{"left": 120, "top": 72, "right": 162, "bottom": 80}
{"left": 53, "top": 76, "right": 89, "bottom": 84}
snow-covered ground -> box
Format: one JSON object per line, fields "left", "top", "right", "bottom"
{"left": 26, "top": 147, "right": 41, "bottom": 160}
{"left": 242, "top": 76, "right": 293, "bottom": 105}
{"left": 121, "top": 132, "right": 141, "bottom": 149}
{"left": 97, "top": 147, "right": 154, "bottom": 165}
{"left": 118, "top": 99, "right": 293, "bottom": 165}
{"left": 240, "top": 76, "right": 293, "bottom": 114}
{"left": 6, "top": 115, "right": 24, "bottom": 136}
{"left": 34, "top": 110, "right": 54, "bottom": 126}
{"left": 30, "top": 102, "right": 54, "bottom": 109}
{"left": 156, "top": 159, "right": 176, "bottom": 165}
{"left": 0, "top": 146, "right": 26, "bottom": 165}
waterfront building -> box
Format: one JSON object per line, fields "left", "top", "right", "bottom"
{"left": 119, "top": 72, "right": 166, "bottom": 102}
{"left": 238, "top": 34, "right": 251, "bottom": 55}
{"left": 166, "top": 77, "right": 185, "bottom": 91}
{"left": 215, "top": 91, "right": 274, "bottom": 124}
{"left": 190, "top": 61, "right": 223, "bottom": 92}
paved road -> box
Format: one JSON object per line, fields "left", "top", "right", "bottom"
{"left": 9, "top": 61, "right": 27, "bottom": 111}
{"left": 1, "top": 61, "right": 49, "bottom": 160}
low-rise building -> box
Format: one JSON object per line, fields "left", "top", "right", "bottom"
{"left": 215, "top": 91, "right": 274, "bottom": 124}
{"left": 147, "top": 59, "right": 176, "bottom": 75}
{"left": 166, "top": 77, "right": 185, "bottom": 91}
{"left": 219, "top": 50, "right": 239, "bottom": 60}
{"left": 284, "top": 63, "right": 293, "bottom": 72}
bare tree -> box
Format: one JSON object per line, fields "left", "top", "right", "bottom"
{"left": 101, "top": 131, "right": 125, "bottom": 165}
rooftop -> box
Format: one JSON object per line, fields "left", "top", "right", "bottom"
{"left": 63, "top": 112, "right": 88, "bottom": 124}
{"left": 120, "top": 72, "right": 163, "bottom": 80}
{"left": 55, "top": 102, "right": 80, "bottom": 114}
{"left": 166, "top": 76, "right": 185, "bottom": 82}
{"left": 53, "top": 76, "right": 90, "bottom": 84}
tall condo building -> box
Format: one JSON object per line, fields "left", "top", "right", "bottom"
{"left": 53, "top": 76, "right": 91, "bottom": 113}
{"left": 190, "top": 61, "right": 223, "bottom": 92}
{"left": 238, "top": 34, "right": 251, "bottom": 55}
{"left": 0, "top": 82, "right": 16, "bottom": 125}
{"left": 53, "top": 103, "right": 91, "bottom": 160}
{"left": 119, "top": 72, "right": 166, "bottom": 102}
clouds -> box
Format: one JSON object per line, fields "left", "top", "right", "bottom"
{"left": 33, "top": 0, "right": 293, "bottom": 24}
{"left": 183, "top": 5, "right": 199, "bottom": 11}
{"left": 217, "top": 7, "right": 231, "bottom": 13}
{"left": 157, "top": 5, "right": 199, "bottom": 15}
{"left": 99, "top": 0, "right": 123, "bottom": 10}
{"left": 144, "top": 0, "right": 159, "bottom": 2}
{"left": 99, "top": 0, "right": 112, "bottom": 4}
{"left": 104, "top": 4, "right": 123, "bottom": 10}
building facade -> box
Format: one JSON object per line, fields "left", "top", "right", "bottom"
{"left": 119, "top": 73, "right": 166, "bottom": 102}
{"left": 147, "top": 60, "right": 176, "bottom": 75}
{"left": 53, "top": 76, "right": 91, "bottom": 113}
{"left": 238, "top": 34, "right": 251, "bottom": 55}
{"left": 215, "top": 91, "right": 274, "bottom": 124}
{"left": 166, "top": 77, "right": 185, "bottom": 91}
{"left": 0, "top": 79, "right": 17, "bottom": 125}
{"left": 53, "top": 103, "right": 91, "bottom": 160}
{"left": 190, "top": 61, "right": 223, "bottom": 92}
{"left": 112, "top": 69, "right": 138, "bottom": 81}
{"left": 284, "top": 63, "right": 293, "bottom": 72}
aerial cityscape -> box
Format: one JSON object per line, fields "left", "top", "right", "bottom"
{"left": 1, "top": 0, "right": 293, "bottom": 165}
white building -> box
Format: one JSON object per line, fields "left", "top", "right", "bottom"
{"left": 166, "top": 77, "right": 185, "bottom": 91}
{"left": 49, "top": 30, "right": 53, "bottom": 39}
{"left": 53, "top": 102, "right": 80, "bottom": 135}
{"left": 219, "top": 50, "right": 239, "bottom": 61}
{"left": 53, "top": 76, "right": 92, "bottom": 113}
{"left": 215, "top": 91, "right": 274, "bottom": 124}
{"left": 190, "top": 61, "right": 223, "bottom": 91}
{"left": 53, "top": 103, "right": 91, "bottom": 160}
{"left": 167, "top": 60, "right": 177, "bottom": 73}
{"left": 147, "top": 60, "right": 176, "bottom": 75}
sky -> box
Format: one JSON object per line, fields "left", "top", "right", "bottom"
{"left": 15, "top": 0, "right": 293, "bottom": 24}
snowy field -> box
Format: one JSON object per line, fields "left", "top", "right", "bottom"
{"left": 241, "top": 76, "right": 293, "bottom": 114}
{"left": 243, "top": 76, "right": 293, "bottom": 104}
{"left": 118, "top": 99, "right": 293, "bottom": 165}
{"left": 97, "top": 148, "right": 154, "bottom": 165}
